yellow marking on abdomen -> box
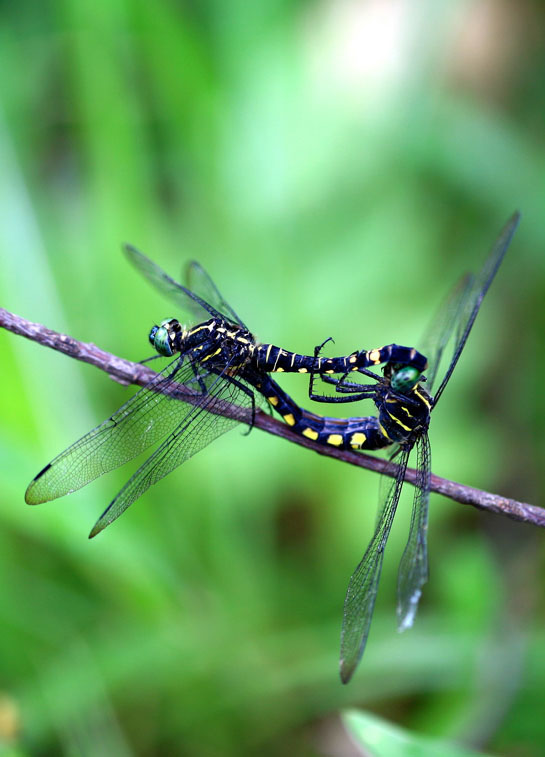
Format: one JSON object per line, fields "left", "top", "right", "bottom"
{"left": 301, "top": 427, "right": 319, "bottom": 440}
{"left": 267, "top": 396, "right": 279, "bottom": 406}
{"left": 272, "top": 348, "right": 282, "bottom": 371}
{"left": 327, "top": 434, "right": 344, "bottom": 446}
{"left": 283, "top": 413, "right": 296, "bottom": 426}
{"left": 298, "top": 367, "right": 308, "bottom": 373}
{"left": 350, "top": 432, "right": 366, "bottom": 448}
{"left": 368, "top": 348, "right": 382, "bottom": 364}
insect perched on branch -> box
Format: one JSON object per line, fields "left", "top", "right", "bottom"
{"left": 305, "top": 212, "right": 520, "bottom": 681}
{"left": 23, "top": 212, "right": 520, "bottom": 682}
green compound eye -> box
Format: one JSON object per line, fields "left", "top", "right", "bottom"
{"left": 391, "top": 365, "right": 421, "bottom": 393}
{"left": 150, "top": 324, "right": 173, "bottom": 356}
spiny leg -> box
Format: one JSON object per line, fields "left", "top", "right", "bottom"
{"left": 139, "top": 354, "right": 164, "bottom": 365}
{"left": 220, "top": 372, "right": 257, "bottom": 434}
{"left": 190, "top": 357, "right": 209, "bottom": 394}
{"left": 309, "top": 336, "right": 336, "bottom": 401}
{"left": 309, "top": 337, "right": 380, "bottom": 402}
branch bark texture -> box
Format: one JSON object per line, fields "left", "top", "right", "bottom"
{"left": 1, "top": 306, "right": 542, "bottom": 529}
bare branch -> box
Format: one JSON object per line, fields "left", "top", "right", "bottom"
{"left": 2, "top": 306, "right": 542, "bottom": 529}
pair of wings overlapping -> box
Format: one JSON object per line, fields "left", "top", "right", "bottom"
{"left": 25, "top": 253, "right": 258, "bottom": 537}
{"left": 339, "top": 211, "right": 520, "bottom": 682}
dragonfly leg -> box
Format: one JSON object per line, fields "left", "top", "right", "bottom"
{"left": 309, "top": 338, "right": 380, "bottom": 402}
{"left": 309, "top": 388, "right": 377, "bottom": 404}
{"left": 190, "top": 359, "right": 209, "bottom": 395}
{"left": 221, "top": 373, "right": 256, "bottom": 434}
{"left": 309, "top": 336, "right": 336, "bottom": 401}
{"left": 310, "top": 370, "right": 377, "bottom": 404}
{"left": 139, "top": 354, "right": 163, "bottom": 365}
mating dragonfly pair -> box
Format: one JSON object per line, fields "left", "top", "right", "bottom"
{"left": 25, "top": 212, "right": 520, "bottom": 682}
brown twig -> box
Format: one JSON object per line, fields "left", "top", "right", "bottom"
{"left": 1, "top": 306, "right": 543, "bottom": 529}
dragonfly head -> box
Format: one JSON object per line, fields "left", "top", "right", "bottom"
{"left": 387, "top": 363, "right": 423, "bottom": 393}
{"left": 149, "top": 318, "right": 181, "bottom": 357}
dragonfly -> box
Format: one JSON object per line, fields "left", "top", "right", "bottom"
{"left": 25, "top": 248, "right": 426, "bottom": 538}
{"left": 305, "top": 211, "right": 521, "bottom": 682}
{"left": 24, "top": 213, "right": 519, "bottom": 684}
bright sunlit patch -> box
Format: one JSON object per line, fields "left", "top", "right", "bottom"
{"left": 305, "top": 0, "right": 412, "bottom": 103}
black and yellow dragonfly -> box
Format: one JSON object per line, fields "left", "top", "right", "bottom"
{"left": 305, "top": 211, "right": 520, "bottom": 681}
{"left": 25, "top": 248, "right": 426, "bottom": 536}
{"left": 25, "top": 212, "right": 520, "bottom": 683}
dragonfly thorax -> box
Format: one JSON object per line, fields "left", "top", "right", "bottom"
{"left": 375, "top": 374, "right": 431, "bottom": 444}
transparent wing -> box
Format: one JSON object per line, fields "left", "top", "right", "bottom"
{"left": 124, "top": 244, "right": 224, "bottom": 324}
{"left": 396, "top": 432, "right": 431, "bottom": 631}
{"left": 89, "top": 369, "right": 256, "bottom": 537}
{"left": 185, "top": 260, "right": 246, "bottom": 327}
{"left": 340, "top": 445, "right": 411, "bottom": 684}
{"left": 424, "top": 212, "right": 520, "bottom": 406}
{"left": 419, "top": 273, "right": 472, "bottom": 393}
{"left": 25, "top": 357, "right": 221, "bottom": 504}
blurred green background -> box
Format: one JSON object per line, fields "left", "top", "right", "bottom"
{"left": 0, "top": 1, "right": 544, "bottom": 755}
